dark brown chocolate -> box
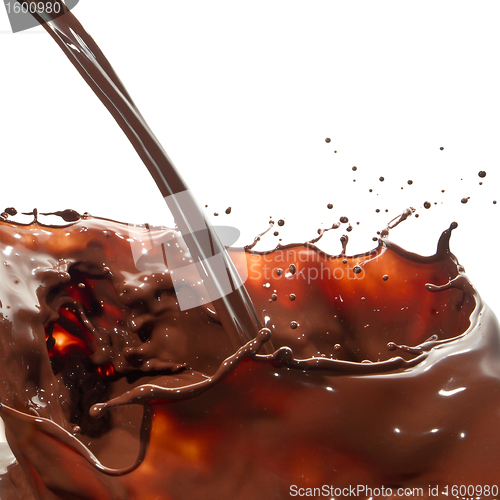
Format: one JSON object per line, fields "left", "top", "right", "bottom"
{"left": 1, "top": 1, "right": 500, "bottom": 499}
{"left": 0, "top": 214, "right": 499, "bottom": 499}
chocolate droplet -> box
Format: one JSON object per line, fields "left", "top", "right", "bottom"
{"left": 53, "top": 209, "right": 81, "bottom": 222}
{"left": 4, "top": 207, "right": 17, "bottom": 216}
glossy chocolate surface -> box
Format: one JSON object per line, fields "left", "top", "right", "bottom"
{"left": 1, "top": 2, "right": 499, "bottom": 498}
{"left": 0, "top": 214, "right": 499, "bottom": 498}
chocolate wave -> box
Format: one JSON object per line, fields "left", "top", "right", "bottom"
{"left": 0, "top": 213, "right": 498, "bottom": 499}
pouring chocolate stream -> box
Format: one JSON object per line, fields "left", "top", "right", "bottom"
{"left": 20, "top": 0, "right": 270, "bottom": 353}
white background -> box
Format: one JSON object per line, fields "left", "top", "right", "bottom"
{"left": 0, "top": 2, "right": 499, "bottom": 311}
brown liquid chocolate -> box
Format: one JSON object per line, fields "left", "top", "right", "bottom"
{"left": 0, "top": 214, "right": 499, "bottom": 499}
{"left": 1, "top": 2, "right": 500, "bottom": 499}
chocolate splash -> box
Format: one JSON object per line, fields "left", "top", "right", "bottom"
{"left": 1, "top": 1, "right": 500, "bottom": 499}
{"left": 1, "top": 214, "right": 499, "bottom": 499}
